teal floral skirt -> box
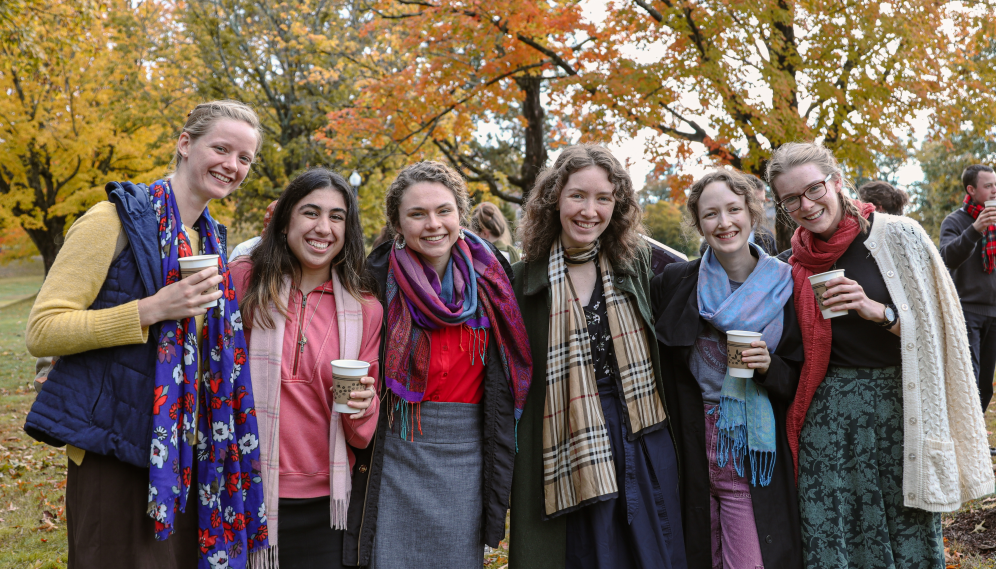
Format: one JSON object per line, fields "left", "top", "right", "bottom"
{"left": 798, "top": 366, "right": 944, "bottom": 569}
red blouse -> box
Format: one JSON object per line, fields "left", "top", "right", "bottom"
{"left": 423, "top": 324, "right": 487, "bottom": 404}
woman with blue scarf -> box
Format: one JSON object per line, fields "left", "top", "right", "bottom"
{"left": 651, "top": 169, "right": 804, "bottom": 569}
{"left": 25, "top": 101, "right": 269, "bottom": 569}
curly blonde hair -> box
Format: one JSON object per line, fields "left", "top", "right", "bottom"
{"left": 518, "top": 145, "right": 646, "bottom": 269}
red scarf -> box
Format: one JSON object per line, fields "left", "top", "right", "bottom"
{"left": 962, "top": 194, "right": 996, "bottom": 274}
{"left": 786, "top": 199, "right": 876, "bottom": 478}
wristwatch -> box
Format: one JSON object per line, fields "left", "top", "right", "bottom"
{"left": 877, "top": 302, "right": 899, "bottom": 329}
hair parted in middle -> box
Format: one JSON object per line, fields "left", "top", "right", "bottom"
{"left": 384, "top": 161, "right": 471, "bottom": 237}
{"left": 684, "top": 169, "right": 765, "bottom": 234}
{"left": 238, "top": 167, "right": 375, "bottom": 331}
{"left": 518, "top": 144, "right": 646, "bottom": 269}
{"left": 765, "top": 140, "right": 870, "bottom": 234}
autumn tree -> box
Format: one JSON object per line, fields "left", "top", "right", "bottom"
{"left": 570, "top": 0, "right": 996, "bottom": 249}
{"left": 910, "top": 128, "right": 996, "bottom": 244}
{"left": 0, "top": 0, "right": 184, "bottom": 275}
{"left": 179, "top": 0, "right": 376, "bottom": 234}
{"left": 323, "top": 0, "right": 597, "bottom": 205}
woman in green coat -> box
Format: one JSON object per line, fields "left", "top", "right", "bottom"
{"left": 509, "top": 145, "right": 687, "bottom": 569}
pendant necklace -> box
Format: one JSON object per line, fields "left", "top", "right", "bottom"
{"left": 297, "top": 286, "right": 326, "bottom": 353}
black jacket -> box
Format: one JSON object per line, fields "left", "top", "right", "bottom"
{"left": 650, "top": 259, "right": 804, "bottom": 569}
{"left": 939, "top": 208, "right": 996, "bottom": 317}
{"left": 343, "top": 240, "right": 517, "bottom": 566}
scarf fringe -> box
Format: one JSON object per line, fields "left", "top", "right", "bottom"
{"left": 715, "top": 396, "right": 747, "bottom": 477}
{"left": 749, "top": 449, "right": 775, "bottom": 487}
{"left": 388, "top": 392, "right": 423, "bottom": 441}
{"left": 248, "top": 545, "right": 278, "bottom": 569}
{"left": 331, "top": 494, "right": 350, "bottom": 530}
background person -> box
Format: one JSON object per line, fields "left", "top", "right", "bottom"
{"left": 857, "top": 180, "right": 909, "bottom": 216}
{"left": 745, "top": 173, "right": 779, "bottom": 256}
{"left": 768, "top": 142, "right": 993, "bottom": 569}
{"left": 23, "top": 100, "right": 269, "bottom": 568}
{"left": 470, "top": 201, "right": 521, "bottom": 262}
{"left": 652, "top": 169, "right": 803, "bottom": 569}
{"left": 349, "top": 161, "right": 532, "bottom": 568}
{"left": 229, "top": 199, "right": 278, "bottom": 260}
{"left": 510, "top": 145, "right": 686, "bottom": 569}
{"left": 939, "top": 164, "right": 996, "bottom": 413}
{"left": 232, "top": 168, "right": 381, "bottom": 568}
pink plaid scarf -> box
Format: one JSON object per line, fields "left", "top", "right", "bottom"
{"left": 247, "top": 274, "right": 362, "bottom": 567}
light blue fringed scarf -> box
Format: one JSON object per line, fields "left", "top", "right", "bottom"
{"left": 697, "top": 243, "right": 792, "bottom": 486}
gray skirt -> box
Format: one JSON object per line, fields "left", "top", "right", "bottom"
{"left": 370, "top": 401, "right": 484, "bottom": 569}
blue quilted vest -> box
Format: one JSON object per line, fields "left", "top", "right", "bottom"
{"left": 24, "top": 181, "right": 226, "bottom": 468}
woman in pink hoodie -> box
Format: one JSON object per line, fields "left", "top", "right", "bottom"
{"left": 232, "top": 168, "right": 382, "bottom": 569}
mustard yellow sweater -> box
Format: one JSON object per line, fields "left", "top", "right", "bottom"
{"left": 27, "top": 200, "right": 202, "bottom": 465}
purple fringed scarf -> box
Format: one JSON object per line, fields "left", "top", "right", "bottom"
{"left": 384, "top": 230, "right": 531, "bottom": 420}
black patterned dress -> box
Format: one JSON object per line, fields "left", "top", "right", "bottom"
{"left": 563, "top": 262, "right": 687, "bottom": 569}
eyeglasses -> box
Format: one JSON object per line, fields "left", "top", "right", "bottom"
{"left": 777, "top": 173, "right": 833, "bottom": 213}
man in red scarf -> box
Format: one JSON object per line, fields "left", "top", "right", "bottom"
{"left": 939, "top": 164, "right": 996, "bottom": 417}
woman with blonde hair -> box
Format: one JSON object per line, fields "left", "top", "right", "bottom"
{"left": 25, "top": 100, "right": 269, "bottom": 568}
{"left": 510, "top": 145, "right": 686, "bottom": 568}
{"left": 652, "top": 168, "right": 802, "bottom": 569}
{"left": 470, "top": 201, "right": 521, "bottom": 262}
{"left": 767, "top": 141, "right": 994, "bottom": 568}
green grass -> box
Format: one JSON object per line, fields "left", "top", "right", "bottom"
{"left": 0, "top": 296, "right": 68, "bottom": 569}
{"left": 0, "top": 277, "right": 41, "bottom": 308}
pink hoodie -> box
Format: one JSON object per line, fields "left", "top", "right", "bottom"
{"left": 232, "top": 261, "right": 382, "bottom": 498}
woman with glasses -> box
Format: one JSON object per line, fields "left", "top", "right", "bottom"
{"left": 767, "top": 142, "right": 993, "bottom": 568}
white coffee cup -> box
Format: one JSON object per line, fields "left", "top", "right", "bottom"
{"left": 808, "top": 269, "right": 847, "bottom": 319}
{"left": 727, "top": 330, "right": 763, "bottom": 378}
{"left": 177, "top": 254, "right": 220, "bottom": 308}
{"left": 985, "top": 200, "right": 996, "bottom": 209}
{"left": 330, "top": 359, "right": 371, "bottom": 414}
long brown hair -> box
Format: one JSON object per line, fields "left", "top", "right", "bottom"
{"left": 518, "top": 145, "right": 645, "bottom": 269}
{"left": 239, "top": 168, "right": 375, "bottom": 330}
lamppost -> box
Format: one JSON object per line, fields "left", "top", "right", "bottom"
{"left": 349, "top": 170, "right": 361, "bottom": 196}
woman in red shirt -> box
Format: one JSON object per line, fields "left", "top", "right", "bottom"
{"left": 347, "top": 161, "right": 531, "bottom": 568}
{"left": 232, "top": 168, "right": 381, "bottom": 569}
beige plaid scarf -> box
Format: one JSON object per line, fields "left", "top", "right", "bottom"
{"left": 543, "top": 238, "right": 667, "bottom": 517}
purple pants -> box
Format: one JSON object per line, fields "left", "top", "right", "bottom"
{"left": 704, "top": 404, "right": 764, "bottom": 569}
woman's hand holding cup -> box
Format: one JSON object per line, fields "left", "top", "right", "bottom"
{"left": 821, "top": 276, "right": 883, "bottom": 322}
{"left": 138, "top": 267, "right": 223, "bottom": 326}
{"left": 341, "top": 376, "right": 377, "bottom": 418}
{"left": 740, "top": 341, "right": 770, "bottom": 375}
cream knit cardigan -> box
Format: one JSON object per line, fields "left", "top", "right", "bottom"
{"left": 865, "top": 213, "right": 994, "bottom": 511}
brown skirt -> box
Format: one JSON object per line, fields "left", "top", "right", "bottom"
{"left": 67, "top": 451, "right": 197, "bottom": 569}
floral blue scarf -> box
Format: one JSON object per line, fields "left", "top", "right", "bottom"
{"left": 147, "top": 179, "right": 269, "bottom": 568}
{"left": 698, "top": 243, "right": 791, "bottom": 486}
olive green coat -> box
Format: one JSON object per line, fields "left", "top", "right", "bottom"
{"left": 508, "top": 245, "right": 678, "bottom": 568}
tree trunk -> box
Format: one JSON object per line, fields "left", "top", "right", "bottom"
{"left": 24, "top": 219, "right": 66, "bottom": 277}
{"left": 515, "top": 75, "right": 547, "bottom": 204}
